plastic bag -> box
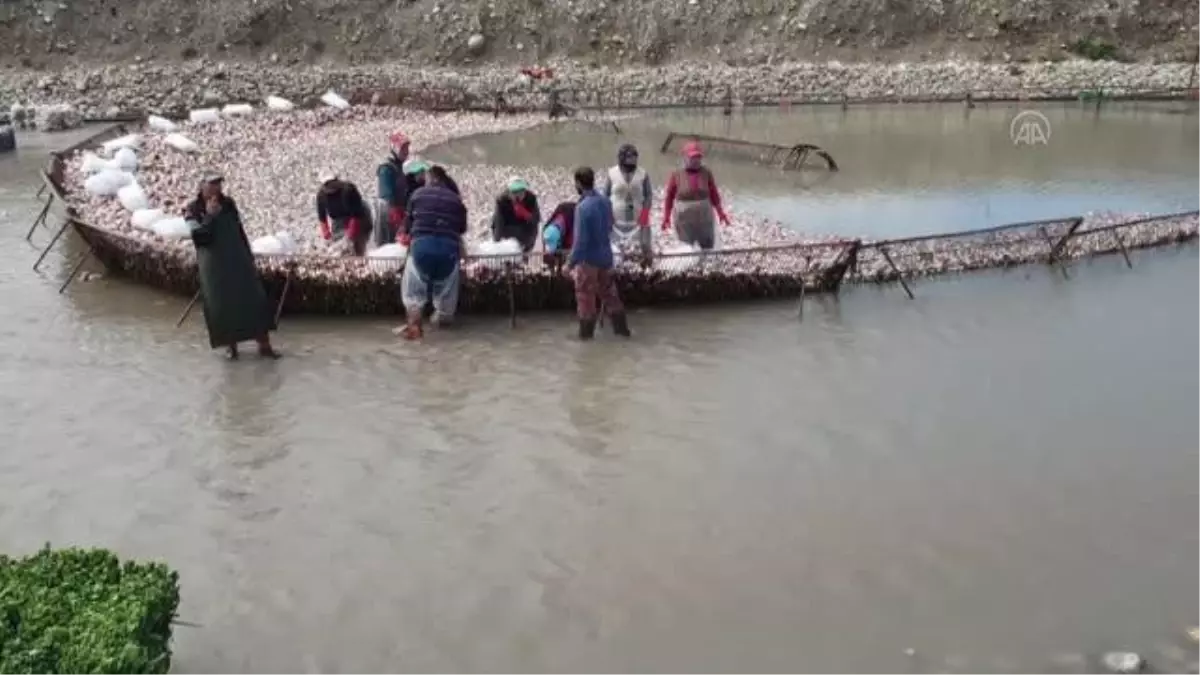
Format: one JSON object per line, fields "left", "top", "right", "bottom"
{"left": 163, "top": 133, "right": 199, "bottom": 154}
{"left": 101, "top": 133, "right": 141, "bottom": 156}
{"left": 188, "top": 108, "right": 220, "bottom": 125}
{"left": 130, "top": 208, "right": 164, "bottom": 231}
{"left": 250, "top": 235, "right": 286, "bottom": 255}
{"left": 112, "top": 146, "right": 138, "bottom": 172}
{"left": 368, "top": 243, "right": 408, "bottom": 258}
{"left": 117, "top": 181, "right": 149, "bottom": 212}
{"left": 83, "top": 169, "right": 133, "bottom": 197}
{"left": 320, "top": 91, "right": 350, "bottom": 110}
{"left": 147, "top": 115, "right": 179, "bottom": 132}
{"left": 221, "top": 103, "right": 254, "bottom": 118}
{"left": 152, "top": 217, "right": 191, "bottom": 240}
{"left": 265, "top": 95, "right": 295, "bottom": 112}
{"left": 79, "top": 151, "right": 109, "bottom": 174}
{"left": 473, "top": 238, "right": 522, "bottom": 256}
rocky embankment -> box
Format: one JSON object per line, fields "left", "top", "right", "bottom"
{"left": 2, "top": 60, "right": 1196, "bottom": 121}
{"left": 0, "top": 0, "right": 1196, "bottom": 68}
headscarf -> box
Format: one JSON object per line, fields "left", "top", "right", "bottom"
{"left": 681, "top": 141, "right": 704, "bottom": 170}
{"left": 389, "top": 131, "right": 410, "bottom": 161}
{"left": 617, "top": 143, "right": 638, "bottom": 172}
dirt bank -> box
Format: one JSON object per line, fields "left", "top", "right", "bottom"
{"left": 1, "top": 0, "right": 1196, "bottom": 69}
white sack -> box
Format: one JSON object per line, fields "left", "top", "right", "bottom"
{"left": 130, "top": 208, "right": 165, "bottom": 231}
{"left": 152, "top": 217, "right": 191, "bottom": 240}
{"left": 112, "top": 146, "right": 138, "bottom": 172}
{"left": 79, "top": 151, "right": 109, "bottom": 174}
{"left": 320, "top": 91, "right": 350, "bottom": 110}
{"left": 265, "top": 95, "right": 295, "bottom": 112}
{"left": 147, "top": 115, "right": 179, "bottom": 133}
{"left": 221, "top": 103, "right": 254, "bottom": 118}
{"left": 101, "top": 133, "right": 141, "bottom": 156}
{"left": 163, "top": 133, "right": 199, "bottom": 154}
{"left": 250, "top": 235, "right": 290, "bottom": 255}
{"left": 188, "top": 108, "right": 220, "bottom": 125}
{"left": 83, "top": 169, "right": 133, "bottom": 197}
{"left": 472, "top": 238, "right": 522, "bottom": 256}
{"left": 117, "top": 181, "right": 149, "bottom": 212}
{"left": 368, "top": 243, "right": 408, "bottom": 258}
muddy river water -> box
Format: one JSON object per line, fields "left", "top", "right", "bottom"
{"left": 0, "top": 103, "right": 1197, "bottom": 672}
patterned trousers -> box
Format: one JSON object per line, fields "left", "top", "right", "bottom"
{"left": 572, "top": 264, "right": 624, "bottom": 320}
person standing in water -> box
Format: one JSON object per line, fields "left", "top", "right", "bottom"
{"left": 660, "top": 141, "right": 731, "bottom": 250}
{"left": 375, "top": 131, "right": 411, "bottom": 247}
{"left": 399, "top": 166, "right": 468, "bottom": 340}
{"left": 568, "top": 166, "right": 630, "bottom": 340}
{"left": 186, "top": 173, "right": 280, "bottom": 360}
{"left": 601, "top": 143, "right": 653, "bottom": 266}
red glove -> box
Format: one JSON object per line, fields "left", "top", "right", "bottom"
{"left": 398, "top": 233, "right": 412, "bottom": 246}
{"left": 717, "top": 210, "right": 731, "bottom": 228}
{"left": 387, "top": 206, "right": 404, "bottom": 227}
{"left": 637, "top": 208, "right": 650, "bottom": 228}
{"left": 319, "top": 220, "right": 331, "bottom": 240}
{"left": 660, "top": 218, "right": 670, "bottom": 233}
{"left": 345, "top": 217, "right": 361, "bottom": 241}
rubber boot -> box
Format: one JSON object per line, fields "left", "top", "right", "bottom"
{"left": 578, "top": 318, "right": 597, "bottom": 341}
{"left": 226, "top": 344, "right": 239, "bottom": 360}
{"left": 610, "top": 312, "right": 631, "bottom": 338}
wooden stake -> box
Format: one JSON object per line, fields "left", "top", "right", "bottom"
{"left": 25, "top": 196, "right": 53, "bottom": 241}
{"left": 31, "top": 217, "right": 71, "bottom": 272}
{"left": 1112, "top": 231, "right": 1133, "bottom": 268}
{"left": 274, "top": 272, "right": 292, "bottom": 326}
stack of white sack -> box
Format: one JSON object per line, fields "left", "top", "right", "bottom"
{"left": 83, "top": 169, "right": 134, "bottom": 197}
{"left": 368, "top": 243, "right": 408, "bottom": 258}
{"left": 35, "top": 104, "right": 83, "bottom": 132}
{"left": 469, "top": 238, "right": 523, "bottom": 269}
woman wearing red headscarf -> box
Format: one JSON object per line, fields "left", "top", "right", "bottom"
{"left": 374, "top": 131, "right": 411, "bottom": 246}
{"left": 660, "top": 141, "right": 730, "bottom": 250}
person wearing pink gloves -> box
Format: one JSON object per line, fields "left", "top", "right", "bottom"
{"left": 660, "top": 141, "right": 730, "bottom": 250}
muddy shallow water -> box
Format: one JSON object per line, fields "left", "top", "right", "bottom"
{"left": 1, "top": 116, "right": 1197, "bottom": 673}
{"left": 430, "top": 101, "right": 1199, "bottom": 240}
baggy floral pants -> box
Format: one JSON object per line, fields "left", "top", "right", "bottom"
{"left": 572, "top": 264, "right": 624, "bottom": 320}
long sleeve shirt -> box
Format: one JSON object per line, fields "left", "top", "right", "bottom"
{"left": 662, "top": 168, "right": 728, "bottom": 224}
{"left": 316, "top": 182, "right": 371, "bottom": 223}
{"left": 569, "top": 189, "right": 615, "bottom": 269}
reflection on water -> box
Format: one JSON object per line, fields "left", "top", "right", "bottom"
{"left": 0, "top": 120, "right": 1197, "bottom": 672}
{"left": 430, "top": 101, "right": 1199, "bottom": 239}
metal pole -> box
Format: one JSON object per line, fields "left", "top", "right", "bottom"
{"left": 175, "top": 290, "right": 201, "bottom": 328}
{"left": 1112, "top": 231, "right": 1134, "bottom": 268}
{"left": 1038, "top": 226, "right": 1070, "bottom": 279}
{"left": 274, "top": 272, "right": 292, "bottom": 326}
{"left": 57, "top": 250, "right": 92, "bottom": 294}
{"left": 506, "top": 266, "right": 517, "bottom": 328}
{"left": 878, "top": 246, "right": 914, "bottom": 299}
{"left": 31, "top": 218, "right": 72, "bottom": 272}
{"left": 25, "top": 196, "right": 53, "bottom": 241}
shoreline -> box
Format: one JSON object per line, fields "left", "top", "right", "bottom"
{"left": 3, "top": 59, "right": 1196, "bottom": 121}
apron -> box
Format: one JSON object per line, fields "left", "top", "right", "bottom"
{"left": 672, "top": 167, "right": 717, "bottom": 250}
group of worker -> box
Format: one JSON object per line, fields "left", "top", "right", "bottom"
{"left": 184, "top": 132, "right": 730, "bottom": 358}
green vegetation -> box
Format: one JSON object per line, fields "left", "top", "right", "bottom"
{"left": 1068, "top": 37, "right": 1120, "bottom": 61}
{"left": 0, "top": 547, "right": 180, "bottom": 674}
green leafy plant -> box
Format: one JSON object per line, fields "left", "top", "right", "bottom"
{"left": 1068, "top": 37, "right": 1119, "bottom": 61}
{"left": 0, "top": 546, "right": 180, "bottom": 674}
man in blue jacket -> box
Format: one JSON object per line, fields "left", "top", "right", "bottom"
{"left": 399, "top": 166, "right": 468, "bottom": 340}
{"left": 568, "top": 166, "right": 631, "bottom": 340}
